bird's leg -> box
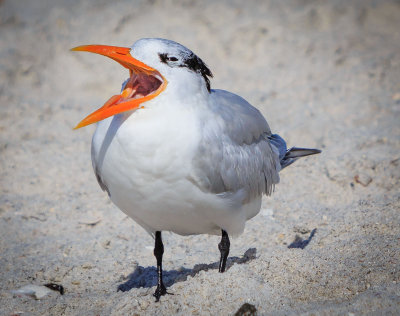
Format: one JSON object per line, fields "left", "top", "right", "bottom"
{"left": 153, "top": 231, "right": 167, "bottom": 301}
{"left": 218, "top": 229, "right": 230, "bottom": 273}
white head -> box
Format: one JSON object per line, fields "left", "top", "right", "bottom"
{"left": 72, "top": 38, "right": 213, "bottom": 128}
{"left": 130, "top": 38, "right": 213, "bottom": 93}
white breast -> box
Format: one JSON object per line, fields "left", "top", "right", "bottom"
{"left": 91, "top": 94, "right": 259, "bottom": 236}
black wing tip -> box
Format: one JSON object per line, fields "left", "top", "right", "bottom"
{"left": 279, "top": 147, "right": 321, "bottom": 169}
{"left": 299, "top": 148, "right": 321, "bottom": 155}
{"left": 284, "top": 147, "right": 322, "bottom": 159}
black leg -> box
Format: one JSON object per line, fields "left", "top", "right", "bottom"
{"left": 153, "top": 231, "right": 167, "bottom": 301}
{"left": 218, "top": 229, "right": 230, "bottom": 273}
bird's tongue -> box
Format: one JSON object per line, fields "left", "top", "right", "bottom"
{"left": 92, "top": 75, "right": 143, "bottom": 113}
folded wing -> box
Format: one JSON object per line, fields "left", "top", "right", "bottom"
{"left": 191, "top": 89, "right": 281, "bottom": 203}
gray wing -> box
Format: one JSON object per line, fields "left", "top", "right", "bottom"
{"left": 191, "top": 89, "right": 281, "bottom": 203}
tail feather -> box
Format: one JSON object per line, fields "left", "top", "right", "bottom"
{"left": 280, "top": 147, "right": 321, "bottom": 169}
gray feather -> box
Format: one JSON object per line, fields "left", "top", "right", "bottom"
{"left": 192, "top": 89, "right": 281, "bottom": 203}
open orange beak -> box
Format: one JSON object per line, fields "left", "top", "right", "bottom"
{"left": 71, "top": 45, "right": 167, "bottom": 129}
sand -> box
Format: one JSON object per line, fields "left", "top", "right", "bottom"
{"left": 0, "top": 0, "right": 399, "bottom": 315}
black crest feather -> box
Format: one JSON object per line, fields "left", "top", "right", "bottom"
{"left": 158, "top": 48, "right": 213, "bottom": 92}
{"left": 182, "top": 54, "right": 213, "bottom": 92}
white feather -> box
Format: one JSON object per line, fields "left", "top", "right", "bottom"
{"left": 91, "top": 39, "right": 281, "bottom": 236}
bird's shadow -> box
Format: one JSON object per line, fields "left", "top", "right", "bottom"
{"left": 287, "top": 228, "right": 317, "bottom": 249}
{"left": 117, "top": 248, "right": 257, "bottom": 292}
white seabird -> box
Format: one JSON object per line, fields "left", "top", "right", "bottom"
{"left": 72, "top": 38, "right": 321, "bottom": 301}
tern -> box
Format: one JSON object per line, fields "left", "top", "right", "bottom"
{"left": 72, "top": 38, "right": 321, "bottom": 301}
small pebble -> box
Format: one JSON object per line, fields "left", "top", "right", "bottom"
{"left": 354, "top": 173, "right": 372, "bottom": 187}
{"left": 234, "top": 303, "right": 257, "bottom": 316}
{"left": 293, "top": 226, "right": 311, "bottom": 234}
{"left": 81, "top": 263, "right": 93, "bottom": 269}
{"left": 44, "top": 283, "right": 65, "bottom": 295}
{"left": 102, "top": 240, "right": 111, "bottom": 249}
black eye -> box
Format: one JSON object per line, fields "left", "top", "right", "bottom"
{"left": 159, "top": 53, "right": 179, "bottom": 64}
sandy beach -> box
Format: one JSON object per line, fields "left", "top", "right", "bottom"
{"left": 0, "top": 0, "right": 399, "bottom": 314}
